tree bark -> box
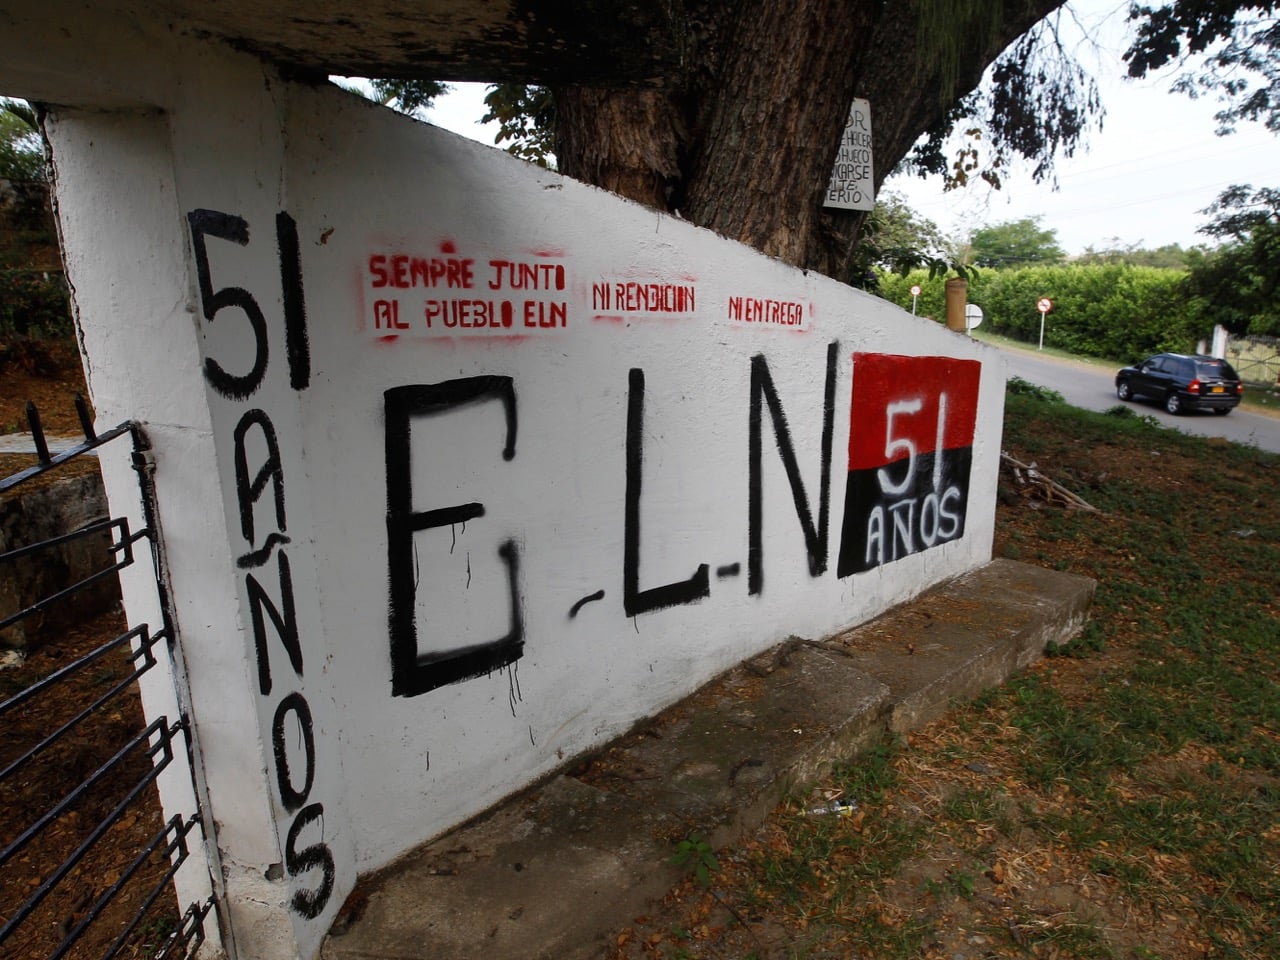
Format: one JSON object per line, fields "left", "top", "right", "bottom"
{"left": 555, "top": 0, "right": 1065, "bottom": 282}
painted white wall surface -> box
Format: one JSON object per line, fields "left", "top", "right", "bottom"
{"left": 39, "top": 34, "right": 1005, "bottom": 960}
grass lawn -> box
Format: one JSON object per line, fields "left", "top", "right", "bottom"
{"left": 611, "top": 383, "right": 1280, "bottom": 960}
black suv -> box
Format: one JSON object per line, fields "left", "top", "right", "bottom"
{"left": 1115, "top": 353, "right": 1243, "bottom": 415}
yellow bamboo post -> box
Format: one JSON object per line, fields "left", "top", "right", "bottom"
{"left": 945, "top": 277, "right": 967, "bottom": 332}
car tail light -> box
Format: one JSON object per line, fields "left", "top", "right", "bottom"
{"left": 1237, "top": 382, "right": 1244, "bottom": 394}
{"left": 1188, "top": 378, "right": 1201, "bottom": 394}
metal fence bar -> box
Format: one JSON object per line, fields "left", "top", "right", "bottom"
{"left": 26, "top": 399, "right": 52, "bottom": 463}
{"left": 75, "top": 393, "right": 97, "bottom": 441}
{"left": 0, "top": 516, "right": 140, "bottom": 631}
{"left": 97, "top": 817, "right": 203, "bottom": 960}
{"left": 1, "top": 403, "right": 217, "bottom": 959}
{"left": 0, "top": 717, "right": 182, "bottom": 938}
{"left": 0, "top": 626, "right": 161, "bottom": 782}
{"left": 151, "top": 898, "right": 213, "bottom": 960}
{"left": 0, "top": 420, "right": 133, "bottom": 493}
{"left": 51, "top": 813, "right": 199, "bottom": 960}
{"left": 1226, "top": 334, "right": 1280, "bottom": 386}
{"left": 0, "top": 713, "right": 172, "bottom": 866}
{"left": 0, "top": 515, "right": 126, "bottom": 565}
{"left": 0, "top": 623, "right": 147, "bottom": 719}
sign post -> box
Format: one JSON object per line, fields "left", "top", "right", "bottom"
{"left": 910, "top": 284, "right": 921, "bottom": 316}
{"left": 964, "top": 303, "right": 983, "bottom": 335}
{"left": 1036, "top": 297, "right": 1053, "bottom": 350}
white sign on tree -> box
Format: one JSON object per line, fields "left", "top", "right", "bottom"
{"left": 824, "top": 98, "right": 874, "bottom": 211}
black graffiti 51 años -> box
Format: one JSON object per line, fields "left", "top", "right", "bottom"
{"left": 188, "top": 208, "right": 334, "bottom": 920}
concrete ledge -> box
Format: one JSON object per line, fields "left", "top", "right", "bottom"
{"left": 321, "top": 559, "right": 1094, "bottom": 960}
{"left": 833, "top": 558, "right": 1096, "bottom": 733}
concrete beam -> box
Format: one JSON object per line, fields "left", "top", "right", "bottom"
{"left": 0, "top": 0, "right": 682, "bottom": 106}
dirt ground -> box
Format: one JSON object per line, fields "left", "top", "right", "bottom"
{"left": 0, "top": 337, "right": 89, "bottom": 438}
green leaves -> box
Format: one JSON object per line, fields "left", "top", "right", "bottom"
{"left": 1185, "top": 184, "right": 1280, "bottom": 336}
{"left": 367, "top": 80, "right": 450, "bottom": 115}
{"left": 669, "top": 833, "right": 720, "bottom": 887}
{"left": 903, "top": 11, "right": 1103, "bottom": 190}
{"left": 880, "top": 260, "right": 1200, "bottom": 359}
{"left": 969, "top": 217, "right": 1065, "bottom": 269}
{"left": 1125, "top": 2, "right": 1280, "bottom": 134}
{"left": 480, "top": 84, "right": 555, "bottom": 168}
{"left": 0, "top": 98, "right": 42, "bottom": 183}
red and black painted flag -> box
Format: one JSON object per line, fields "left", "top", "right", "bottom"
{"left": 837, "top": 353, "right": 982, "bottom": 577}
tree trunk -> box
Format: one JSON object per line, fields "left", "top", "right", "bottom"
{"left": 555, "top": 0, "right": 1065, "bottom": 283}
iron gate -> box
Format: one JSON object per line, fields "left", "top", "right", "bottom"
{"left": 1225, "top": 333, "right": 1280, "bottom": 386}
{"left": 1, "top": 397, "right": 218, "bottom": 959}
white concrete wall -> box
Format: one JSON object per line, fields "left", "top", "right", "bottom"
{"left": 41, "top": 37, "right": 1005, "bottom": 960}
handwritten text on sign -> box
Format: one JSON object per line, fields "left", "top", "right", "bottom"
{"left": 824, "top": 99, "right": 874, "bottom": 212}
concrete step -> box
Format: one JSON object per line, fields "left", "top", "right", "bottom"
{"left": 321, "top": 559, "right": 1095, "bottom": 960}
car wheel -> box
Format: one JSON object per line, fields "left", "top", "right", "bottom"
{"left": 1165, "top": 392, "right": 1182, "bottom": 415}
{"left": 1116, "top": 380, "right": 1132, "bottom": 401}
{"left": 1214, "top": 408, "right": 1230, "bottom": 416}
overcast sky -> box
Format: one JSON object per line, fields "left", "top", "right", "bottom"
{"left": 419, "top": 0, "right": 1280, "bottom": 256}
{"left": 884, "top": 0, "right": 1280, "bottom": 255}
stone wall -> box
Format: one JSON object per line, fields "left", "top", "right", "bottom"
{"left": 0, "top": 469, "right": 117, "bottom": 650}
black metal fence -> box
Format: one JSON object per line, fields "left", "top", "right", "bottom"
{"left": 1, "top": 400, "right": 216, "bottom": 959}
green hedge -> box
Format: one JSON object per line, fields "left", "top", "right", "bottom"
{"left": 0, "top": 269, "right": 73, "bottom": 339}
{"left": 876, "top": 263, "right": 1203, "bottom": 362}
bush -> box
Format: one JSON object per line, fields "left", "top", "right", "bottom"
{"left": 1006, "top": 376, "right": 1064, "bottom": 403}
{"left": 0, "top": 269, "right": 73, "bottom": 339}
{"left": 877, "top": 262, "right": 1204, "bottom": 362}
{"left": 975, "top": 263, "right": 1199, "bottom": 360}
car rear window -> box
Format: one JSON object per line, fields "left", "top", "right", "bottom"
{"left": 1195, "top": 359, "right": 1238, "bottom": 380}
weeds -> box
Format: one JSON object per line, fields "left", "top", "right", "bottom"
{"left": 670, "top": 834, "right": 720, "bottom": 888}
{"left": 1006, "top": 376, "right": 1065, "bottom": 404}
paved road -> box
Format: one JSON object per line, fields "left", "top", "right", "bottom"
{"left": 993, "top": 343, "right": 1280, "bottom": 455}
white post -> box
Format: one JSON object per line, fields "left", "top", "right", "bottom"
{"left": 46, "top": 54, "right": 357, "bottom": 959}
{"left": 1211, "top": 324, "right": 1229, "bottom": 359}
